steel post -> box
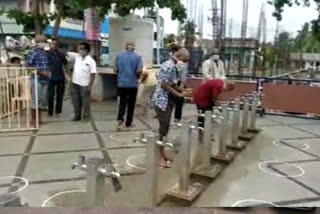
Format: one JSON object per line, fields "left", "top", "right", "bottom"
{"left": 86, "top": 158, "right": 105, "bottom": 207}
{"left": 145, "top": 135, "right": 160, "bottom": 207}
{"left": 248, "top": 92, "right": 262, "bottom": 133}
{"left": 191, "top": 111, "right": 222, "bottom": 178}
{"left": 241, "top": 97, "right": 249, "bottom": 136}
{"left": 228, "top": 98, "right": 247, "bottom": 150}
{"left": 167, "top": 122, "right": 203, "bottom": 201}
{"left": 212, "top": 104, "right": 235, "bottom": 162}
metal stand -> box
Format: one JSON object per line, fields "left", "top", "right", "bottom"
{"left": 239, "top": 96, "right": 255, "bottom": 141}
{"left": 167, "top": 121, "right": 203, "bottom": 202}
{"left": 212, "top": 104, "right": 235, "bottom": 162}
{"left": 0, "top": 194, "right": 28, "bottom": 207}
{"left": 228, "top": 98, "right": 247, "bottom": 150}
{"left": 72, "top": 156, "right": 121, "bottom": 207}
{"left": 135, "top": 134, "right": 174, "bottom": 207}
{"left": 248, "top": 92, "right": 262, "bottom": 133}
{"left": 192, "top": 111, "right": 222, "bottom": 179}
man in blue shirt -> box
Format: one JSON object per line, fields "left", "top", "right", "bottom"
{"left": 114, "top": 42, "right": 143, "bottom": 130}
{"left": 47, "top": 38, "right": 68, "bottom": 117}
{"left": 26, "top": 35, "right": 51, "bottom": 127}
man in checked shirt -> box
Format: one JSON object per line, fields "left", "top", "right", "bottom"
{"left": 26, "top": 35, "right": 51, "bottom": 127}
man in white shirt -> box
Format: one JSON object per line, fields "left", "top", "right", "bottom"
{"left": 202, "top": 48, "right": 226, "bottom": 81}
{"left": 68, "top": 42, "right": 97, "bottom": 121}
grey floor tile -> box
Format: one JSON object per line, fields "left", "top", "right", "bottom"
{"left": 32, "top": 133, "right": 100, "bottom": 153}
{"left": 0, "top": 136, "right": 30, "bottom": 155}
{"left": 23, "top": 151, "right": 103, "bottom": 182}
{"left": 38, "top": 121, "right": 93, "bottom": 135}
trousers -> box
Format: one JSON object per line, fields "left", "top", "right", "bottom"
{"left": 48, "top": 80, "right": 65, "bottom": 115}
{"left": 155, "top": 98, "right": 174, "bottom": 138}
{"left": 117, "top": 87, "right": 138, "bottom": 127}
{"left": 72, "top": 83, "right": 90, "bottom": 119}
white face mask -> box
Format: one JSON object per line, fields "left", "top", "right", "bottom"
{"left": 79, "top": 50, "right": 87, "bottom": 57}
{"left": 176, "top": 61, "right": 186, "bottom": 72}
{"left": 212, "top": 55, "right": 219, "bottom": 60}
{"left": 38, "top": 42, "right": 46, "bottom": 49}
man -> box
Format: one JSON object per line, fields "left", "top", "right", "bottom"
{"left": 202, "top": 48, "right": 226, "bottom": 81}
{"left": 47, "top": 38, "right": 68, "bottom": 117}
{"left": 114, "top": 42, "right": 143, "bottom": 130}
{"left": 69, "top": 42, "right": 96, "bottom": 122}
{"left": 193, "top": 79, "right": 235, "bottom": 143}
{"left": 26, "top": 35, "right": 51, "bottom": 127}
{"left": 136, "top": 66, "right": 157, "bottom": 117}
{"left": 153, "top": 48, "right": 191, "bottom": 168}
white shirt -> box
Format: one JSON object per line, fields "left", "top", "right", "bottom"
{"left": 68, "top": 52, "right": 97, "bottom": 86}
{"left": 202, "top": 57, "right": 226, "bottom": 81}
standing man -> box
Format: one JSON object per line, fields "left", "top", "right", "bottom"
{"left": 69, "top": 42, "right": 96, "bottom": 122}
{"left": 114, "top": 42, "right": 143, "bottom": 131}
{"left": 26, "top": 35, "right": 51, "bottom": 127}
{"left": 47, "top": 38, "right": 68, "bottom": 117}
{"left": 153, "top": 48, "right": 191, "bottom": 168}
{"left": 202, "top": 48, "right": 226, "bottom": 81}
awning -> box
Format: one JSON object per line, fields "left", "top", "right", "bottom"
{"left": 44, "top": 26, "right": 85, "bottom": 40}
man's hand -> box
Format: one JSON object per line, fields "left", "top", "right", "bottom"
{"left": 181, "top": 88, "right": 193, "bottom": 97}
{"left": 136, "top": 70, "right": 142, "bottom": 79}
{"left": 88, "top": 85, "right": 93, "bottom": 95}
{"left": 39, "top": 71, "right": 50, "bottom": 78}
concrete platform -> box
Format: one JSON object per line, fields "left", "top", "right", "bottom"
{"left": 0, "top": 101, "right": 320, "bottom": 207}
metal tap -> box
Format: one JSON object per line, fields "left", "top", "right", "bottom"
{"left": 98, "top": 164, "right": 121, "bottom": 179}
{"left": 156, "top": 140, "right": 174, "bottom": 148}
{"left": 189, "top": 121, "right": 204, "bottom": 132}
{"left": 133, "top": 133, "right": 147, "bottom": 144}
{"left": 171, "top": 122, "right": 183, "bottom": 129}
{"left": 72, "top": 155, "right": 86, "bottom": 170}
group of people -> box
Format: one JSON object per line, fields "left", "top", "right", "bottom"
{"left": 26, "top": 35, "right": 96, "bottom": 127}
{"left": 113, "top": 42, "right": 235, "bottom": 168}
{"left": 25, "top": 36, "right": 235, "bottom": 168}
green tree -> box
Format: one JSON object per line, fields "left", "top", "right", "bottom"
{"left": 268, "top": 0, "right": 320, "bottom": 41}
{"left": 277, "top": 31, "right": 293, "bottom": 70}
{"left": 1, "top": 0, "right": 186, "bottom": 36}
{"left": 163, "top": 34, "right": 176, "bottom": 47}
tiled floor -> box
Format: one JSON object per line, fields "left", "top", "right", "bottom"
{"left": 0, "top": 101, "right": 320, "bottom": 208}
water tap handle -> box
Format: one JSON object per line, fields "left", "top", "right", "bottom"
{"left": 171, "top": 122, "right": 183, "bottom": 129}
{"left": 133, "top": 133, "right": 145, "bottom": 143}
{"left": 72, "top": 155, "right": 86, "bottom": 170}
{"left": 98, "top": 164, "right": 121, "bottom": 179}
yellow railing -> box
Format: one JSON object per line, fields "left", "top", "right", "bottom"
{"left": 0, "top": 67, "right": 38, "bottom": 132}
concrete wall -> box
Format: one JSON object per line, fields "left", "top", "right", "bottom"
{"left": 109, "top": 15, "right": 154, "bottom": 67}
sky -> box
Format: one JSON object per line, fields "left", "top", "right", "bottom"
{"left": 157, "top": 0, "right": 319, "bottom": 42}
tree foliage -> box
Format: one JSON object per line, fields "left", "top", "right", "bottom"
{"left": 0, "top": 0, "right": 186, "bottom": 35}
{"left": 268, "top": 0, "right": 320, "bottom": 41}
{"left": 163, "top": 34, "right": 176, "bottom": 47}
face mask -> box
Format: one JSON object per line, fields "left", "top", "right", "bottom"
{"left": 212, "top": 55, "right": 219, "bottom": 60}
{"left": 38, "top": 42, "right": 46, "bottom": 49}
{"left": 176, "top": 61, "right": 186, "bottom": 72}
{"left": 79, "top": 50, "right": 87, "bottom": 57}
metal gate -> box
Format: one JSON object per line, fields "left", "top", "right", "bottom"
{"left": 0, "top": 67, "right": 39, "bottom": 132}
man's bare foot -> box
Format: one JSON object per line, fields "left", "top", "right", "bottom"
{"left": 163, "top": 147, "right": 175, "bottom": 162}
{"left": 116, "top": 121, "right": 124, "bottom": 131}
{"left": 159, "top": 157, "right": 171, "bottom": 168}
